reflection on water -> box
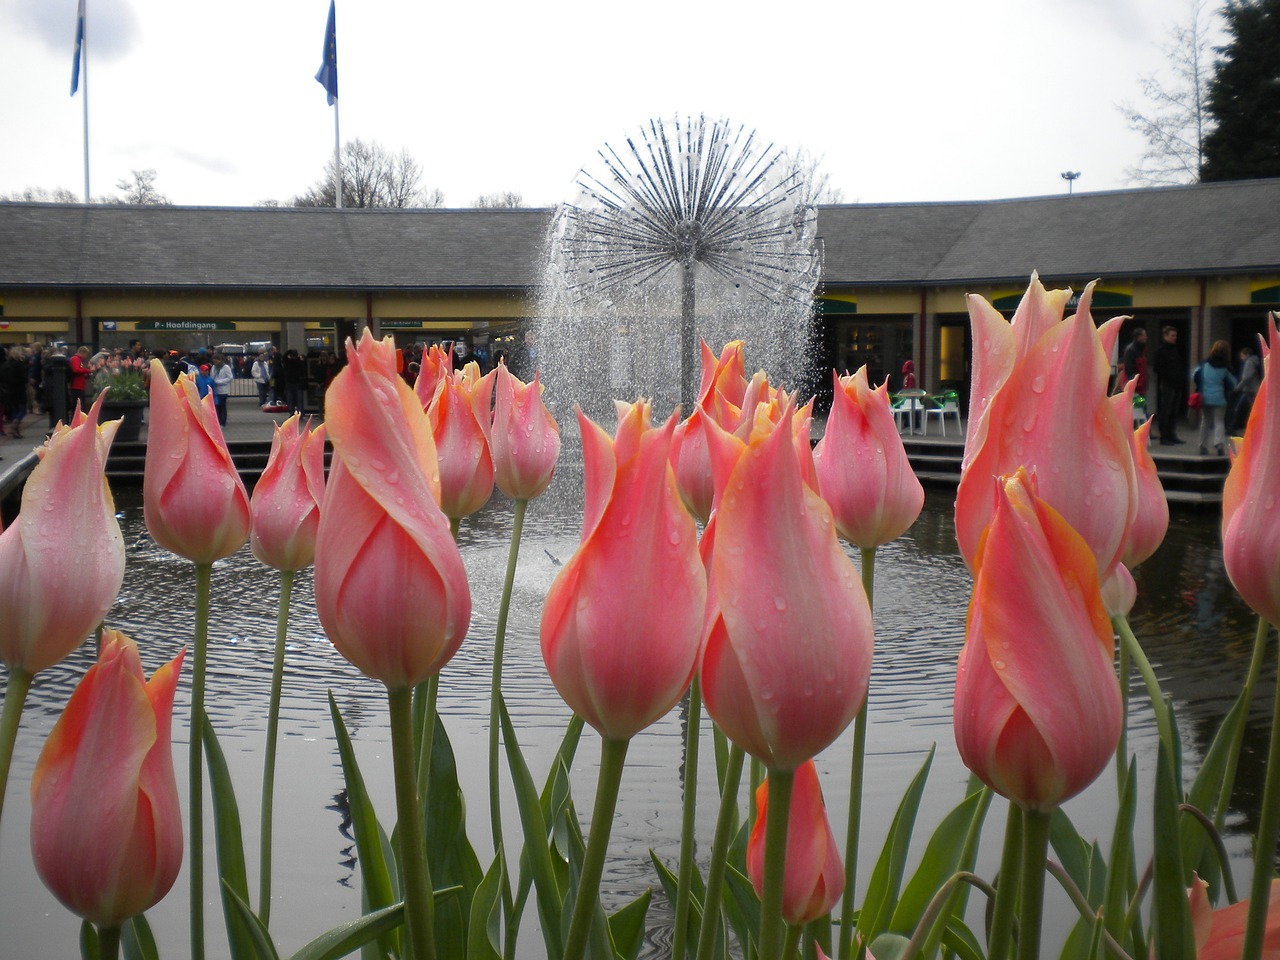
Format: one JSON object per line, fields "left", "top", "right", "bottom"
{"left": 0, "top": 475, "right": 1266, "bottom": 959}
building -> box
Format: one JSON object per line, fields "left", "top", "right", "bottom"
{"left": 1, "top": 178, "right": 1277, "bottom": 406}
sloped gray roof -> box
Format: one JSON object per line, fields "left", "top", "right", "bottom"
{"left": 1, "top": 179, "right": 1277, "bottom": 292}
{"left": 817, "top": 178, "right": 1280, "bottom": 285}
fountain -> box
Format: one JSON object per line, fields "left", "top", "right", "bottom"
{"left": 536, "top": 115, "right": 823, "bottom": 419}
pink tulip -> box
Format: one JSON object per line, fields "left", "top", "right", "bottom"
{"left": 813, "top": 366, "right": 924, "bottom": 548}
{"left": 1124, "top": 419, "right": 1169, "bottom": 568}
{"left": 700, "top": 398, "right": 873, "bottom": 770}
{"left": 491, "top": 363, "right": 560, "bottom": 502}
{"left": 746, "top": 761, "right": 844, "bottom": 927}
{"left": 1101, "top": 562, "right": 1137, "bottom": 618}
{"left": 31, "top": 631, "right": 184, "bottom": 927}
{"left": 954, "top": 469, "right": 1121, "bottom": 810}
{"left": 428, "top": 362, "right": 496, "bottom": 521}
{"left": 413, "top": 344, "right": 454, "bottom": 409}
{"left": 671, "top": 341, "right": 749, "bottom": 522}
{"left": 0, "top": 394, "right": 124, "bottom": 674}
{"left": 314, "top": 332, "right": 471, "bottom": 689}
{"left": 1223, "top": 314, "right": 1280, "bottom": 626}
{"left": 957, "top": 278, "right": 1136, "bottom": 578}
{"left": 144, "top": 358, "right": 250, "bottom": 564}
{"left": 540, "top": 402, "right": 705, "bottom": 741}
{"left": 1188, "top": 873, "right": 1280, "bottom": 959}
{"left": 250, "top": 415, "right": 327, "bottom": 571}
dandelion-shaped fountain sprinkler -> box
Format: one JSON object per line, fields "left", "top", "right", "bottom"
{"left": 546, "top": 115, "right": 821, "bottom": 413}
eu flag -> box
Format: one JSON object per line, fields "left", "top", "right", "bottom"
{"left": 315, "top": 1, "right": 338, "bottom": 105}
{"left": 70, "top": 0, "right": 85, "bottom": 96}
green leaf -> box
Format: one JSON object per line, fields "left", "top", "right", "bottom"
{"left": 609, "top": 889, "right": 652, "bottom": 960}
{"left": 122, "top": 914, "right": 159, "bottom": 960}
{"left": 1182, "top": 686, "right": 1249, "bottom": 893}
{"left": 1103, "top": 759, "right": 1138, "bottom": 951}
{"left": 868, "top": 932, "right": 912, "bottom": 960}
{"left": 1049, "top": 808, "right": 1096, "bottom": 901}
{"left": 939, "top": 917, "right": 986, "bottom": 960}
{"left": 888, "top": 786, "right": 991, "bottom": 936}
{"left": 649, "top": 851, "right": 709, "bottom": 958}
{"left": 219, "top": 881, "right": 283, "bottom": 960}
{"left": 426, "top": 713, "right": 484, "bottom": 960}
{"left": 288, "top": 902, "right": 405, "bottom": 960}
{"left": 468, "top": 854, "right": 506, "bottom": 960}
{"left": 203, "top": 716, "right": 268, "bottom": 960}
{"left": 328, "top": 692, "right": 400, "bottom": 960}
{"left": 857, "top": 745, "right": 936, "bottom": 943}
{"left": 1151, "top": 738, "right": 1196, "bottom": 960}
{"left": 499, "top": 696, "right": 565, "bottom": 958}
{"left": 721, "top": 862, "right": 761, "bottom": 957}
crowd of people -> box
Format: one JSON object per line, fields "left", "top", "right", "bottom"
{"left": 1120, "top": 324, "right": 1265, "bottom": 454}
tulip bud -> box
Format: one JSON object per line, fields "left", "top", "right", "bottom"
{"left": 1222, "top": 314, "right": 1280, "bottom": 626}
{"left": 492, "top": 364, "right": 560, "bottom": 501}
{"left": 671, "top": 341, "right": 748, "bottom": 522}
{"left": 954, "top": 469, "right": 1121, "bottom": 810}
{"left": 428, "top": 363, "right": 496, "bottom": 520}
{"left": 250, "top": 415, "right": 327, "bottom": 571}
{"left": 957, "top": 280, "right": 1137, "bottom": 579}
{"left": 701, "top": 399, "right": 873, "bottom": 770}
{"left": 144, "top": 358, "right": 250, "bottom": 564}
{"left": 540, "top": 402, "right": 705, "bottom": 740}
{"left": 813, "top": 366, "right": 924, "bottom": 548}
{"left": 0, "top": 394, "right": 124, "bottom": 674}
{"left": 746, "top": 761, "right": 844, "bottom": 927}
{"left": 315, "top": 332, "right": 471, "bottom": 689}
{"left": 31, "top": 631, "right": 185, "bottom": 927}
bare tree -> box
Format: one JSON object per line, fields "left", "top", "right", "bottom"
{"left": 113, "top": 169, "right": 170, "bottom": 205}
{"left": 292, "top": 138, "right": 445, "bottom": 208}
{"left": 472, "top": 191, "right": 524, "bottom": 208}
{"left": 0, "top": 185, "right": 80, "bottom": 203}
{"left": 1118, "top": 0, "right": 1216, "bottom": 185}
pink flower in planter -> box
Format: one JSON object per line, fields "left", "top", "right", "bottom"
{"left": 491, "top": 364, "right": 560, "bottom": 502}
{"left": 428, "top": 362, "right": 497, "bottom": 521}
{"left": 1187, "top": 873, "right": 1280, "bottom": 959}
{"left": 671, "top": 340, "right": 748, "bottom": 523}
{"left": 413, "top": 344, "right": 454, "bottom": 408}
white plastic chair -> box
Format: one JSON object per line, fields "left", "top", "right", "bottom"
{"left": 925, "top": 393, "right": 962, "bottom": 437}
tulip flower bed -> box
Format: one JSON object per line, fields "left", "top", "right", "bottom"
{"left": 0, "top": 281, "right": 1278, "bottom": 960}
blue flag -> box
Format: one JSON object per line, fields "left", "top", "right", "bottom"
{"left": 70, "top": 0, "right": 85, "bottom": 96}
{"left": 315, "top": 0, "right": 338, "bottom": 105}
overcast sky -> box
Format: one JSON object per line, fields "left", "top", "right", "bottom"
{"left": 0, "top": 0, "right": 1218, "bottom": 209}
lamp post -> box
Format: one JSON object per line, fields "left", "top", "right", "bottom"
{"left": 1060, "top": 171, "right": 1081, "bottom": 195}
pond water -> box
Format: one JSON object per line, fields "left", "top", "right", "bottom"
{"left": 0, "top": 474, "right": 1268, "bottom": 959}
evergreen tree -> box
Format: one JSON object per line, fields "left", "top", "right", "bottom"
{"left": 1201, "top": 0, "right": 1280, "bottom": 181}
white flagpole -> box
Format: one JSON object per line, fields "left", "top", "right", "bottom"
{"left": 334, "top": 100, "right": 342, "bottom": 209}
{"left": 81, "top": 3, "right": 90, "bottom": 202}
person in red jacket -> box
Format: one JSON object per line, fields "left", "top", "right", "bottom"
{"left": 68, "top": 345, "right": 93, "bottom": 413}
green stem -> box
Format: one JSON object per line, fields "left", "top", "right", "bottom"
{"left": 1116, "top": 626, "right": 1131, "bottom": 793}
{"left": 390, "top": 685, "right": 437, "bottom": 960}
{"left": 1016, "top": 809, "right": 1052, "bottom": 960}
{"left": 0, "top": 666, "right": 33, "bottom": 828}
{"left": 1241, "top": 619, "right": 1280, "bottom": 960}
{"left": 1216, "top": 616, "right": 1271, "bottom": 827}
{"left": 672, "top": 677, "right": 703, "bottom": 960}
{"left": 759, "top": 767, "right": 796, "bottom": 960}
{"left": 257, "top": 569, "right": 294, "bottom": 925}
{"left": 415, "top": 674, "right": 439, "bottom": 808}
{"left": 1113, "top": 615, "right": 1177, "bottom": 765}
{"left": 563, "top": 736, "right": 631, "bottom": 960}
{"left": 488, "top": 497, "right": 526, "bottom": 921}
{"left": 837, "top": 547, "right": 875, "bottom": 960}
{"left": 782, "top": 923, "right": 801, "bottom": 960}
{"left": 695, "top": 743, "right": 746, "bottom": 960}
{"left": 96, "top": 924, "right": 121, "bottom": 960}
{"left": 190, "top": 561, "right": 212, "bottom": 960}
{"left": 987, "top": 802, "right": 1023, "bottom": 960}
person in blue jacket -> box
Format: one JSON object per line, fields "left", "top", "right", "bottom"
{"left": 1196, "top": 339, "right": 1237, "bottom": 456}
